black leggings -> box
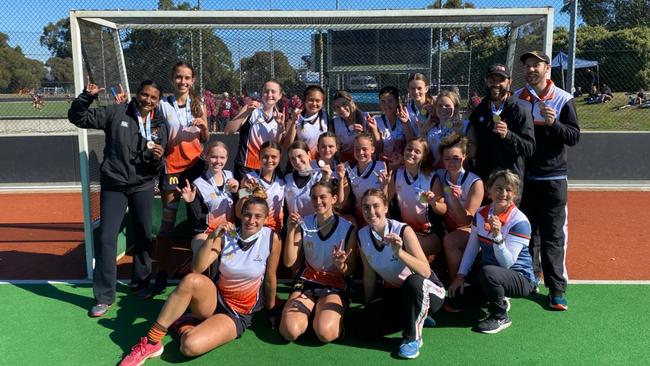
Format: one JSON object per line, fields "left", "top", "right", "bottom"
{"left": 93, "top": 184, "right": 154, "bottom": 304}
{"left": 362, "top": 273, "right": 445, "bottom": 341}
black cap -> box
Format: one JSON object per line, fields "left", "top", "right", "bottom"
{"left": 486, "top": 64, "right": 511, "bottom": 79}
{"left": 520, "top": 51, "right": 551, "bottom": 64}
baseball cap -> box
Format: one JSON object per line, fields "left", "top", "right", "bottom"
{"left": 486, "top": 64, "right": 511, "bottom": 79}
{"left": 520, "top": 51, "right": 551, "bottom": 64}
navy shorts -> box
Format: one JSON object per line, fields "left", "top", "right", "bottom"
{"left": 160, "top": 159, "right": 206, "bottom": 192}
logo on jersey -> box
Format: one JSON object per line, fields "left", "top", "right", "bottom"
{"left": 169, "top": 176, "right": 179, "bottom": 185}
{"left": 223, "top": 252, "right": 235, "bottom": 261}
{"left": 253, "top": 254, "right": 263, "bottom": 262}
{"left": 304, "top": 241, "right": 314, "bottom": 250}
{"left": 120, "top": 121, "right": 129, "bottom": 128}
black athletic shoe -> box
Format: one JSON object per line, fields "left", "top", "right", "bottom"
{"left": 476, "top": 314, "right": 512, "bottom": 334}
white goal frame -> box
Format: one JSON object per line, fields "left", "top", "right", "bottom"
{"left": 70, "top": 8, "right": 554, "bottom": 279}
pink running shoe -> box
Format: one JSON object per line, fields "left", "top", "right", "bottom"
{"left": 119, "top": 337, "right": 163, "bottom": 366}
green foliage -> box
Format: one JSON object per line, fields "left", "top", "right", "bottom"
{"left": 565, "top": 1, "right": 650, "bottom": 30}
{"left": 45, "top": 57, "right": 73, "bottom": 85}
{"left": 240, "top": 51, "right": 304, "bottom": 95}
{"left": 40, "top": 18, "right": 71, "bottom": 59}
{"left": 0, "top": 32, "right": 44, "bottom": 92}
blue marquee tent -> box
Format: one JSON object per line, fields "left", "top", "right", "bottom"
{"left": 551, "top": 52, "right": 599, "bottom": 90}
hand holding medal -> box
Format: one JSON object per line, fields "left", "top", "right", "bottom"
{"left": 540, "top": 102, "right": 556, "bottom": 126}
{"left": 226, "top": 178, "right": 239, "bottom": 193}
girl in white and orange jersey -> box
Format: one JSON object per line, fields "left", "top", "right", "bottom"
{"left": 154, "top": 61, "right": 210, "bottom": 293}
{"left": 374, "top": 86, "right": 412, "bottom": 162}
{"left": 406, "top": 73, "right": 435, "bottom": 138}
{"left": 177, "top": 141, "right": 240, "bottom": 255}
{"left": 119, "top": 197, "right": 281, "bottom": 365}
{"left": 437, "top": 132, "right": 484, "bottom": 283}
{"left": 284, "top": 85, "right": 328, "bottom": 159}
{"left": 329, "top": 90, "right": 380, "bottom": 163}
{"left": 284, "top": 141, "right": 325, "bottom": 218}
{"left": 426, "top": 90, "right": 471, "bottom": 169}
{"left": 237, "top": 141, "right": 286, "bottom": 234}
{"left": 225, "top": 80, "right": 286, "bottom": 181}
{"left": 340, "top": 133, "right": 389, "bottom": 227}
{"left": 279, "top": 181, "right": 357, "bottom": 343}
{"left": 388, "top": 137, "right": 446, "bottom": 257}
{"left": 357, "top": 189, "right": 444, "bottom": 360}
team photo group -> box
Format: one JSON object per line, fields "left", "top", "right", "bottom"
{"left": 68, "top": 48, "right": 580, "bottom": 364}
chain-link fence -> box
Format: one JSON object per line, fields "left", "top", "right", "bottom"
{"left": 1, "top": 0, "right": 649, "bottom": 134}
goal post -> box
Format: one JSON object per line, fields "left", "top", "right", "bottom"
{"left": 70, "top": 7, "right": 554, "bottom": 279}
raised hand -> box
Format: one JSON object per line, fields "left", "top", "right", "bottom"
{"left": 113, "top": 83, "right": 129, "bottom": 104}
{"left": 375, "top": 169, "right": 391, "bottom": 187}
{"left": 487, "top": 215, "right": 502, "bottom": 238}
{"left": 422, "top": 190, "right": 437, "bottom": 206}
{"left": 383, "top": 232, "right": 404, "bottom": 256}
{"left": 85, "top": 76, "right": 105, "bottom": 96}
{"left": 397, "top": 103, "right": 410, "bottom": 124}
{"left": 331, "top": 240, "right": 352, "bottom": 273}
{"left": 286, "top": 212, "right": 303, "bottom": 231}
{"left": 366, "top": 114, "right": 378, "bottom": 132}
{"left": 176, "top": 179, "right": 197, "bottom": 202}
{"left": 450, "top": 184, "right": 463, "bottom": 200}
{"left": 150, "top": 143, "right": 164, "bottom": 160}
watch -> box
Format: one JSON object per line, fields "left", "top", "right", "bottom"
{"left": 493, "top": 233, "right": 504, "bottom": 245}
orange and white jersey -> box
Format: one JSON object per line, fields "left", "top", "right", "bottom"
{"left": 435, "top": 168, "right": 481, "bottom": 230}
{"left": 193, "top": 170, "right": 236, "bottom": 231}
{"left": 235, "top": 107, "right": 280, "bottom": 170}
{"left": 358, "top": 219, "right": 413, "bottom": 288}
{"left": 299, "top": 214, "right": 355, "bottom": 289}
{"left": 347, "top": 160, "right": 387, "bottom": 219}
{"left": 426, "top": 120, "right": 470, "bottom": 168}
{"left": 514, "top": 80, "right": 572, "bottom": 126}
{"left": 160, "top": 96, "right": 203, "bottom": 174}
{"left": 217, "top": 226, "right": 272, "bottom": 314}
{"left": 246, "top": 171, "right": 286, "bottom": 233}
{"left": 284, "top": 168, "right": 323, "bottom": 217}
{"left": 375, "top": 114, "right": 406, "bottom": 154}
{"left": 295, "top": 110, "right": 328, "bottom": 159}
{"left": 329, "top": 113, "right": 367, "bottom": 163}
{"left": 394, "top": 167, "right": 436, "bottom": 234}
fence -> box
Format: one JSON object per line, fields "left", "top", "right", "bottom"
{"left": 1, "top": 0, "right": 649, "bottom": 132}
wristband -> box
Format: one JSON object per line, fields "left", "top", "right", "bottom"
{"left": 493, "top": 233, "right": 504, "bottom": 245}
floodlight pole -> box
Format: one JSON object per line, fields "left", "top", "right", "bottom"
{"left": 566, "top": 0, "right": 578, "bottom": 93}
{"left": 198, "top": 0, "right": 204, "bottom": 93}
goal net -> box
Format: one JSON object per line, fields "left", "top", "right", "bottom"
{"left": 70, "top": 8, "right": 553, "bottom": 278}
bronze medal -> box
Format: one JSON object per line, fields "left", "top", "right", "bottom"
{"left": 493, "top": 114, "right": 501, "bottom": 123}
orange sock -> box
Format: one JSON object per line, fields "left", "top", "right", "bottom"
{"left": 146, "top": 322, "right": 167, "bottom": 344}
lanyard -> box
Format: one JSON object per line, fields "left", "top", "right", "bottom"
{"left": 444, "top": 169, "right": 465, "bottom": 188}
{"left": 208, "top": 171, "right": 226, "bottom": 197}
{"left": 300, "top": 215, "right": 335, "bottom": 233}
{"left": 490, "top": 100, "right": 505, "bottom": 123}
{"left": 172, "top": 95, "right": 192, "bottom": 127}
{"left": 227, "top": 228, "right": 263, "bottom": 244}
{"left": 526, "top": 81, "right": 554, "bottom": 102}
{"left": 370, "top": 221, "right": 390, "bottom": 242}
{"left": 136, "top": 109, "right": 152, "bottom": 141}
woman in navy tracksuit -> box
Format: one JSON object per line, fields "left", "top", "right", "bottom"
{"left": 68, "top": 79, "right": 168, "bottom": 317}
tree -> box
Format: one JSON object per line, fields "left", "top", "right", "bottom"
{"left": 40, "top": 18, "right": 71, "bottom": 59}
{"left": 45, "top": 57, "right": 74, "bottom": 86}
{"left": 563, "top": 1, "right": 650, "bottom": 30}
{"left": 240, "top": 51, "right": 304, "bottom": 96}
{"left": 0, "top": 33, "right": 44, "bottom": 92}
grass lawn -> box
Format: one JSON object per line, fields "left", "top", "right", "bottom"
{"left": 0, "top": 283, "right": 648, "bottom": 365}
{"left": 0, "top": 100, "right": 71, "bottom": 118}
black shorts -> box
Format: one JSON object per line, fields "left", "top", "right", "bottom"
{"left": 291, "top": 278, "right": 349, "bottom": 303}
{"left": 160, "top": 159, "right": 206, "bottom": 192}
{"left": 215, "top": 291, "right": 258, "bottom": 338}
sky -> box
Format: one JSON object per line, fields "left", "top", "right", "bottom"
{"left": 1, "top": 0, "right": 573, "bottom": 65}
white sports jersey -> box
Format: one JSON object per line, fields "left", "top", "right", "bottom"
{"left": 329, "top": 112, "right": 368, "bottom": 162}
{"left": 435, "top": 168, "right": 481, "bottom": 230}
{"left": 426, "top": 119, "right": 470, "bottom": 168}
{"left": 236, "top": 106, "right": 280, "bottom": 170}
{"left": 284, "top": 169, "right": 323, "bottom": 217}
{"left": 246, "top": 171, "right": 286, "bottom": 233}
{"left": 406, "top": 100, "right": 427, "bottom": 137}
{"left": 299, "top": 214, "right": 354, "bottom": 289}
{"left": 347, "top": 160, "right": 387, "bottom": 220}
{"left": 217, "top": 226, "right": 272, "bottom": 314}
{"left": 358, "top": 219, "right": 413, "bottom": 288}
{"left": 375, "top": 114, "right": 406, "bottom": 154}
{"left": 394, "top": 167, "right": 436, "bottom": 234}
{"left": 295, "top": 110, "right": 328, "bottom": 159}
{"left": 193, "top": 170, "right": 235, "bottom": 230}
